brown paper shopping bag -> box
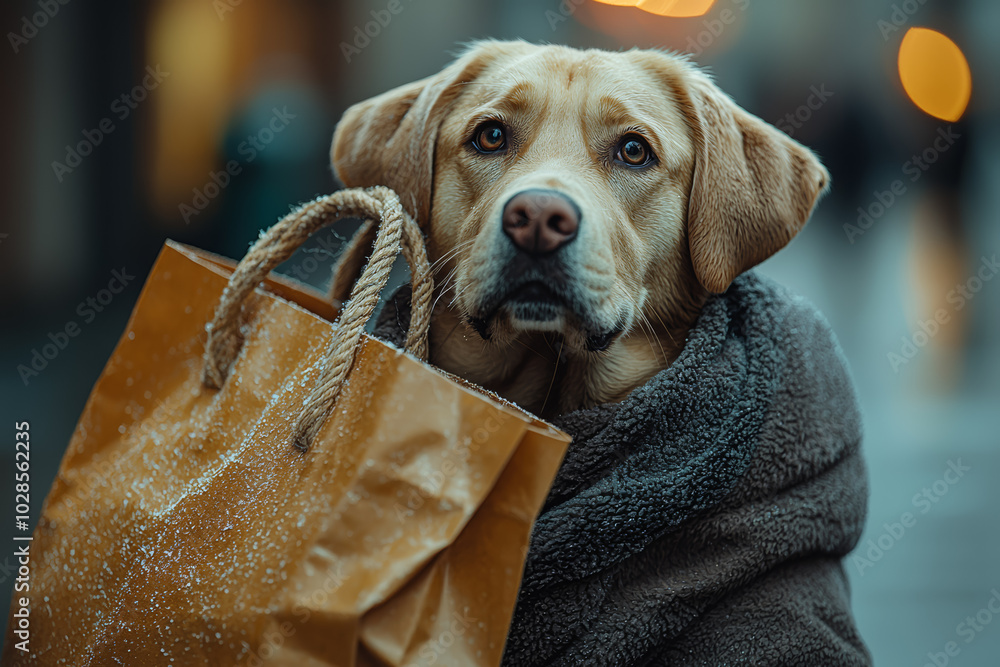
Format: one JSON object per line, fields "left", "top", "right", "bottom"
{"left": 2, "top": 187, "right": 569, "bottom": 666}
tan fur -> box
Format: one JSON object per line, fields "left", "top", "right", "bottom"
{"left": 332, "top": 41, "right": 828, "bottom": 417}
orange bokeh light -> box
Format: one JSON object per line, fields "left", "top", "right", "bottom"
{"left": 898, "top": 27, "right": 972, "bottom": 122}
{"left": 592, "top": 0, "right": 717, "bottom": 18}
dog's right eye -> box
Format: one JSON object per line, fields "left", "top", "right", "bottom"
{"left": 472, "top": 122, "right": 507, "bottom": 153}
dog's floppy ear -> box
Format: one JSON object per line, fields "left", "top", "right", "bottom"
{"left": 677, "top": 66, "right": 829, "bottom": 293}
{"left": 331, "top": 42, "right": 506, "bottom": 225}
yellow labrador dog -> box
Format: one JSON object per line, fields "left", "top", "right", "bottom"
{"left": 333, "top": 40, "right": 828, "bottom": 417}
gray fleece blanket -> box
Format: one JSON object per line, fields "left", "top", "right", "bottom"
{"left": 373, "top": 272, "right": 871, "bottom": 666}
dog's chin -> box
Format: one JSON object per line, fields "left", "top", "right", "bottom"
{"left": 466, "top": 282, "right": 624, "bottom": 352}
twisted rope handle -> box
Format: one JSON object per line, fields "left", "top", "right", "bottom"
{"left": 201, "top": 186, "right": 433, "bottom": 450}
{"left": 328, "top": 209, "right": 432, "bottom": 359}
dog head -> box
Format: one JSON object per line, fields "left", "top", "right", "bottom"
{"left": 332, "top": 40, "right": 827, "bottom": 360}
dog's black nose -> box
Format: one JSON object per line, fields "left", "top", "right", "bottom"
{"left": 502, "top": 189, "right": 580, "bottom": 255}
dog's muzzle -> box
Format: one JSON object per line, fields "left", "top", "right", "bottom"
{"left": 465, "top": 189, "right": 625, "bottom": 351}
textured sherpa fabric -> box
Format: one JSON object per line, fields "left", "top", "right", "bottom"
{"left": 373, "top": 272, "right": 871, "bottom": 667}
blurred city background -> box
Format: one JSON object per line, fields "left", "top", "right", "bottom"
{"left": 1, "top": 0, "right": 998, "bottom": 663}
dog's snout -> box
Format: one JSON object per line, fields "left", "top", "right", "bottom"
{"left": 502, "top": 189, "right": 580, "bottom": 255}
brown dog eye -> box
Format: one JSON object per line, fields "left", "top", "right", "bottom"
{"left": 615, "top": 135, "right": 655, "bottom": 168}
{"left": 473, "top": 122, "right": 507, "bottom": 153}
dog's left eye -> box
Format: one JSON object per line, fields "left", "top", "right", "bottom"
{"left": 614, "top": 134, "right": 656, "bottom": 168}
{"left": 472, "top": 121, "right": 507, "bottom": 153}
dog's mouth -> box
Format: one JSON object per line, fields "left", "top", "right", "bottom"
{"left": 466, "top": 280, "right": 624, "bottom": 352}
{"left": 504, "top": 281, "right": 566, "bottom": 322}
{"left": 469, "top": 279, "right": 569, "bottom": 331}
